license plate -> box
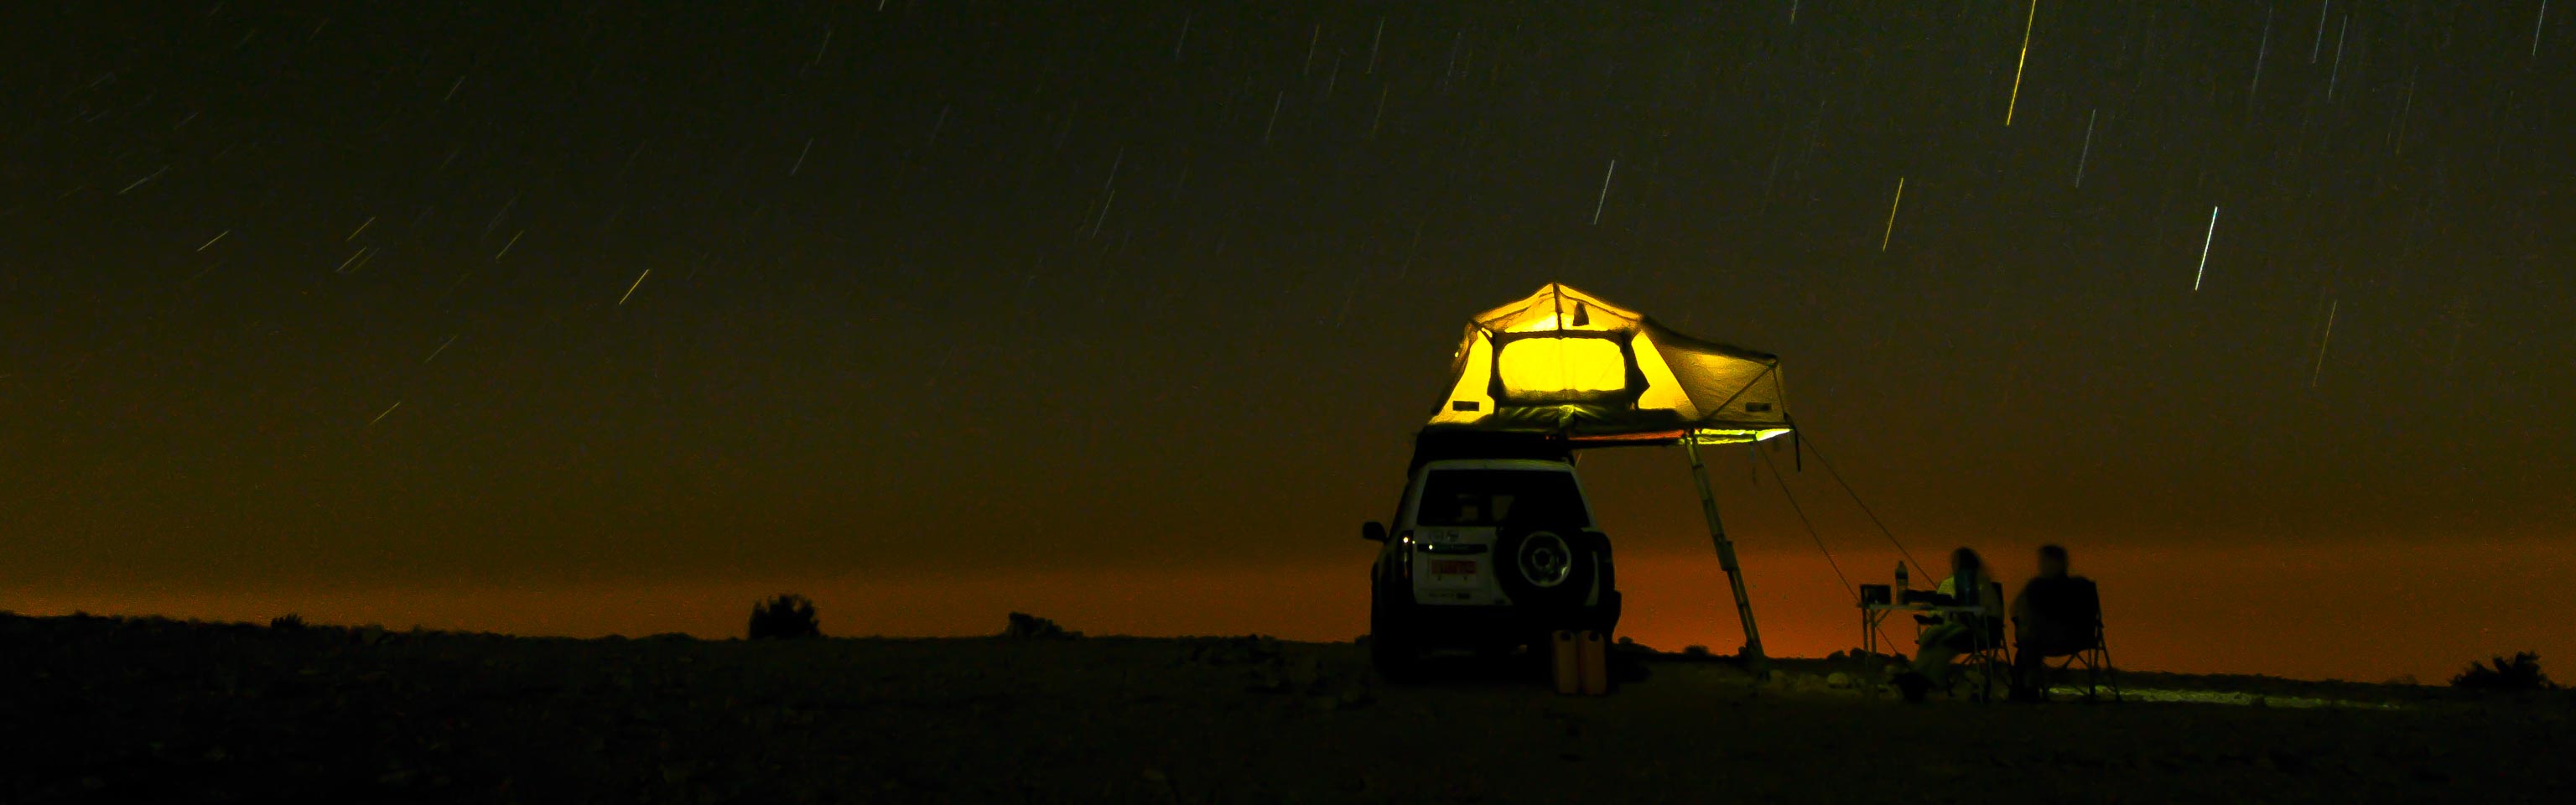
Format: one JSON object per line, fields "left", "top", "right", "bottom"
{"left": 1429, "top": 559, "right": 1478, "bottom": 575}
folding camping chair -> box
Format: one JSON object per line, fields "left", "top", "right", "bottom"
{"left": 2012, "top": 578, "right": 2120, "bottom": 702}
{"left": 1954, "top": 580, "right": 2012, "bottom": 701}
{"left": 1914, "top": 580, "right": 2012, "bottom": 702}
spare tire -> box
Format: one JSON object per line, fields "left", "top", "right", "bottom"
{"left": 1493, "top": 525, "right": 1598, "bottom": 612}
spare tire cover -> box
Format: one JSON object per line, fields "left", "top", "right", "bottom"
{"left": 1493, "top": 526, "right": 1598, "bottom": 610}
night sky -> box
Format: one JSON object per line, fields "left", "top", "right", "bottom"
{"left": 8, "top": 1, "right": 2571, "bottom": 682}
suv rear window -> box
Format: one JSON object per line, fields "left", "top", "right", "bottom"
{"left": 1416, "top": 469, "right": 1590, "bottom": 527}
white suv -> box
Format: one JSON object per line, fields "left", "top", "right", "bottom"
{"left": 1363, "top": 434, "right": 1620, "bottom": 678}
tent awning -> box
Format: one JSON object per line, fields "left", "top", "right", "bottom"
{"left": 1424, "top": 283, "right": 1791, "bottom": 446}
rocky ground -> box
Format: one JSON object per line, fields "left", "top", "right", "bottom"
{"left": 5, "top": 612, "right": 2570, "bottom": 803}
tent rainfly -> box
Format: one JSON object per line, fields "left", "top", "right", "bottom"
{"left": 1426, "top": 283, "right": 1792, "bottom": 444}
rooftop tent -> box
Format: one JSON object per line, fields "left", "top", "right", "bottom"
{"left": 1425, "top": 283, "right": 1793, "bottom": 445}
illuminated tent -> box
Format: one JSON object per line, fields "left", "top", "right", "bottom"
{"left": 1426, "top": 283, "right": 1791, "bottom": 445}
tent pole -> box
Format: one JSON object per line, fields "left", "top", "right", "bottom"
{"left": 1684, "top": 437, "right": 1768, "bottom": 677}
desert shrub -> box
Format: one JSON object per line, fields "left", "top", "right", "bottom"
{"left": 269, "top": 614, "right": 306, "bottom": 631}
{"left": 2450, "top": 652, "right": 2555, "bottom": 691}
{"left": 1002, "top": 612, "right": 1079, "bottom": 639}
{"left": 748, "top": 594, "right": 822, "bottom": 640}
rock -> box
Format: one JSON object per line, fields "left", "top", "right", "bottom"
{"left": 2267, "top": 749, "right": 2308, "bottom": 774}
{"left": 1770, "top": 673, "right": 1833, "bottom": 693}
{"left": 1246, "top": 669, "right": 1287, "bottom": 693}
{"left": 1286, "top": 656, "right": 1323, "bottom": 690}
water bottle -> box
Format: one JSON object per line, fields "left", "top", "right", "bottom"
{"left": 1893, "top": 562, "right": 1909, "bottom": 604}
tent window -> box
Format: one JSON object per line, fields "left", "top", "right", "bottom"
{"left": 1452, "top": 401, "right": 1480, "bottom": 411}
{"left": 1496, "top": 337, "right": 1624, "bottom": 396}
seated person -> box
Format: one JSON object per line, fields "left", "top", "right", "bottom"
{"left": 1895, "top": 548, "right": 1998, "bottom": 701}
{"left": 2010, "top": 544, "right": 2100, "bottom": 699}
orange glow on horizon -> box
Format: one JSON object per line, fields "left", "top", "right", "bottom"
{"left": 18, "top": 536, "right": 2569, "bottom": 685}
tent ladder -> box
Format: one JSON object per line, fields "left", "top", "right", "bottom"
{"left": 1684, "top": 438, "right": 1768, "bottom": 678}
